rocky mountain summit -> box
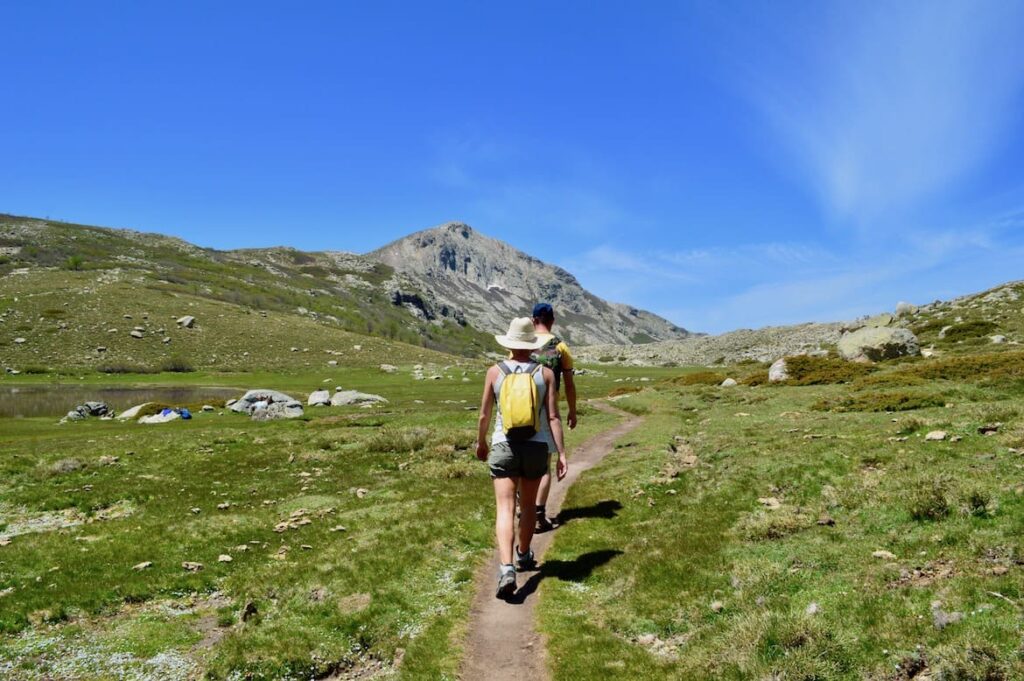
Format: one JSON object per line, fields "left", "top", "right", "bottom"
{"left": 368, "top": 222, "right": 690, "bottom": 345}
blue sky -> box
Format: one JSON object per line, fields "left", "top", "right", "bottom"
{"left": 2, "top": 1, "right": 1023, "bottom": 334}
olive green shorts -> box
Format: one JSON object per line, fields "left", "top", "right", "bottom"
{"left": 488, "top": 440, "right": 550, "bottom": 480}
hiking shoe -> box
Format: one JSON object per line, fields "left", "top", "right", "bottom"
{"left": 496, "top": 567, "right": 516, "bottom": 599}
{"left": 515, "top": 545, "right": 536, "bottom": 571}
{"left": 536, "top": 512, "right": 554, "bottom": 533}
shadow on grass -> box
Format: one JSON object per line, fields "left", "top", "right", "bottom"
{"left": 508, "top": 549, "right": 623, "bottom": 604}
{"left": 555, "top": 499, "right": 622, "bottom": 527}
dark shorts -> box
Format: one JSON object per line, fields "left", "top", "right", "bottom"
{"left": 488, "top": 440, "right": 550, "bottom": 480}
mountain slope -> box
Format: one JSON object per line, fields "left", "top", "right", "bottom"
{"left": 368, "top": 222, "right": 690, "bottom": 345}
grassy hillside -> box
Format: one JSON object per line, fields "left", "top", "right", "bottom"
{"left": 0, "top": 214, "right": 494, "bottom": 369}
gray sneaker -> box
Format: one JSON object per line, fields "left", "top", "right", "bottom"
{"left": 496, "top": 566, "right": 516, "bottom": 599}
{"left": 515, "top": 545, "right": 536, "bottom": 571}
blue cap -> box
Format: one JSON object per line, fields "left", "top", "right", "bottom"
{"left": 532, "top": 303, "right": 554, "bottom": 318}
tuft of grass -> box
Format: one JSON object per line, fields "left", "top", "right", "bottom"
{"left": 661, "top": 370, "right": 725, "bottom": 386}
{"left": 907, "top": 478, "right": 952, "bottom": 521}
{"left": 735, "top": 506, "right": 814, "bottom": 541}
{"left": 158, "top": 357, "right": 194, "bottom": 373}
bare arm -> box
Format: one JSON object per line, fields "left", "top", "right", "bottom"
{"left": 563, "top": 369, "right": 577, "bottom": 430}
{"left": 476, "top": 366, "right": 498, "bottom": 461}
{"left": 545, "top": 367, "right": 568, "bottom": 480}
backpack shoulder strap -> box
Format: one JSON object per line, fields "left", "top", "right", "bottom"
{"left": 496, "top": 361, "right": 511, "bottom": 376}
{"left": 528, "top": 362, "right": 541, "bottom": 375}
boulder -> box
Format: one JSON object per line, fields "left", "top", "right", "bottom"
{"left": 139, "top": 410, "right": 180, "bottom": 425}
{"left": 768, "top": 358, "right": 789, "bottom": 382}
{"left": 117, "top": 403, "right": 152, "bottom": 420}
{"left": 720, "top": 378, "right": 738, "bottom": 387}
{"left": 252, "top": 401, "right": 304, "bottom": 421}
{"left": 307, "top": 390, "right": 331, "bottom": 407}
{"left": 330, "top": 390, "right": 389, "bottom": 407}
{"left": 82, "top": 401, "right": 109, "bottom": 416}
{"left": 837, "top": 327, "right": 919, "bottom": 362}
{"left": 229, "top": 389, "right": 303, "bottom": 415}
{"left": 865, "top": 313, "right": 895, "bottom": 328}
{"left": 176, "top": 315, "right": 195, "bottom": 328}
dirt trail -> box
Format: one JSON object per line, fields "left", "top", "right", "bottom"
{"left": 460, "top": 402, "right": 643, "bottom": 681}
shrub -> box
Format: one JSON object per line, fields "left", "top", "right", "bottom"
{"left": 64, "top": 254, "right": 84, "bottom": 270}
{"left": 781, "top": 355, "right": 874, "bottom": 385}
{"left": 899, "top": 351, "right": 1024, "bottom": 383}
{"left": 939, "top": 320, "right": 997, "bottom": 342}
{"left": 812, "top": 391, "right": 946, "bottom": 413}
{"left": 962, "top": 488, "right": 995, "bottom": 518}
{"left": 662, "top": 371, "right": 725, "bottom": 386}
{"left": 607, "top": 386, "right": 643, "bottom": 397}
{"left": 735, "top": 506, "right": 813, "bottom": 541}
{"left": 908, "top": 479, "right": 951, "bottom": 521}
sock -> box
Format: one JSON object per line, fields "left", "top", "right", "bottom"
{"left": 516, "top": 545, "right": 531, "bottom": 558}
{"left": 500, "top": 563, "right": 515, "bottom": 575}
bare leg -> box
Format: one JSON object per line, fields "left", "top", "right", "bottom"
{"left": 493, "top": 477, "right": 518, "bottom": 565}
{"left": 517, "top": 476, "right": 542, "bottom": 553}
{"left": 535, "top": 471, "right": 551, "bottom": 506}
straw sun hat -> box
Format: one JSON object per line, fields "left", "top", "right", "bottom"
{"left": 494, "top": 317, "right": 546, "bottom": 350}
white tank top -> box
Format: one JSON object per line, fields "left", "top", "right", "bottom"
{"left": 491, "top": 360, "right": 552, "bottom": 448}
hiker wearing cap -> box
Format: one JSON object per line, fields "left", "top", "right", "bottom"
{"left": 477, "top": 317, "right": 568, "bottom": 599}
{"left": 527, "top": 302, "right": 577, "bottom": 532}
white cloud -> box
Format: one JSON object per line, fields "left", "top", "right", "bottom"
{"left": 728, "top": 0, "right": 1024, "bottom": 229}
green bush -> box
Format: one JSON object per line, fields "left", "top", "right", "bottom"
{"left": 64, "top": 254, "right": 84, "bottom": 270}
{"left": 813, "top": 391, "right": 946, "bottom": 413}
{"left": 159, "top": 357, "right": 195, "bottom": 373}
{"left": 96, "top": 363, "right": 159, "bottom": 375}
{"left": 662, "top": 370, "right": 725, "bottom": 386}
{"left": 781, "top": 355, "right": 875, "bottom": 385}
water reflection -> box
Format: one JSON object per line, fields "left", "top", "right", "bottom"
{"left": 0, "top": 386, "right": 240, "bottom": 418}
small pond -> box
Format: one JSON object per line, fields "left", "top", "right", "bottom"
{"left": 0, "top": 385, "right": 242, "bottom": 418}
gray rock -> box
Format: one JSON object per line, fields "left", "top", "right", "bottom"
{"left": 768, "top": 358, "right": 789, "bottom": 382}
{"left": 130, "top": 330, "right": 144, "bottom": 339}
{"left": 837, "top": 327, "right": 919, "bottom": 362}
{"left": 252, "top": 401, "right": 304, "bottom": 421}
{"left": 13, "top": 337, "right": 26, "bottom": 344}
{"left": 64, "top": 410, "right": 85, "bottom": 421}
{"left": 925, "top": 430, "right": 948, "bottom": 441}
{"left": 720, "top": 378, "right": 738, "bottom": 387}
{"left": 176, "top": 315, "right": 195, "bottom": 328}
{"left": 330, "top": 390, "right": 388, "bottom": 407}
{"left": 938, "top": 325, "right": 953, "bottom": 339}
{"left": 865, "top": 313, "right": 895, "bottom": 327}
{"left": 229, "top": 389, "right": 303, "bottom": 415}
{"left": 990, "top": 335, "right": 1007, "bottom": 344}
{"left": 82, "top": 401, "right": 109, "bottom": 416}
{"left": 379, "top": 364, "right": 398, "bottom": 373}
{"left": 307, "top": 390, "right": 331, "bottom": 406}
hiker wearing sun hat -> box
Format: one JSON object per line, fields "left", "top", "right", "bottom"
{"left": 476, "top": 317, "right": 568, "bottom": 599}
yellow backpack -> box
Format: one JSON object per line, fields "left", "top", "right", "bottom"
{"left": 497, "top": 361, "right": 541, "bottom": 440}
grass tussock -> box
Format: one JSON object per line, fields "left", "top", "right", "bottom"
{"left": 735, "top": 506, "right": 814, "bottom": 541}
{"left": 607, "top": 385, "right": 643, "bottom": 397}
{"left": 813, "top": 390, "right": 946, "bottom": 413}
{"left": 907, "top": 478, "right": 952, "bottom": 521}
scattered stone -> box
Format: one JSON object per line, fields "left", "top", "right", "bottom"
{"left": 96, "top": 346, "right": 107, "bottom": 353}
{"left": 355, "top": 488, "right": 368, "bottom": 499}
{"left": 13, "top": 337, "right": 26, "bottom": 344}
{"left": 327, "top": 360, "right": 338, "bottom": 366}
{"left": 758, "top": 497, "right": 781, "bottom": 510}
{"left": 924, "top": 430, "right": 948, "bottom": 442}
{"left": 218, "top": 554, "right": 233, "bottom": 563}
{"left": 872, "top": 550, "right": 897, "bottom": 560}
{"left": 217, "top": 502, "right": 230, "bottom": 510}
{"left": 129, "top": 330, "right": 144, "bottom": 339}
{"left": 768, "top": 358, "right": 789, "bottom": 382}
{"left": 817, "top": 515, "right": 835, "bottom": 526}
{"left": 132, "top": 561, "right": 153, "bottom": 571}
{"left": 838, "top": 327, "right": 920, "bottom": 362}
{"left": 938, "top": 325, "right": 954, "bottom": 339}
{"left": 978, "top": 423, "right": 1002, "bottom": 435}
{"left": 190, "top": 507, "right": 201, "bottom": 514}
{"left": 230, "top": 389, "right": 303, "bottom": 418}
{"left": 379, "top": 364, "right": 398, "bottom": 373}
{"left": 805, "top": 602, "right": 821, "bottom": 615}
{"left": 330, "top": 525, "right": 347, "bottom": 532}
{"left": 182, "top": 561, "right": 204, "bottom": 572}
{"left": 176, "top": 315, "right": 195, "bottom": 328}
{"left": 990, "top": 335, "right": 1007, "bottom": 344}
{"left": 202, "top": 405, "right": 214, "bottom": 412}
{"left": 162, "top": 336, "right": 171, "bottom": 344}
{"left": 710, "top": 600, "right": 724, "bottom": 613}
{"left": 98, "top": 455, "right": 119, "bottom": 466}
{"left": 720, "top": 378, "right": 738, "bottom": 387}
{"left": 307, "top": 389, "right": 331, "bottom": 407}
{"left": 331, "top": 390, "right": 388, "bottom": 407}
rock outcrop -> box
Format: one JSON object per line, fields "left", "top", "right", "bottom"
{"left": 837, "top": 327, "right": 920, "bottom": 362}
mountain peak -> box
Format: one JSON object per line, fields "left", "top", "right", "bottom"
{"left": 369, "top": 223, "right": 689, "bottom": 344}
